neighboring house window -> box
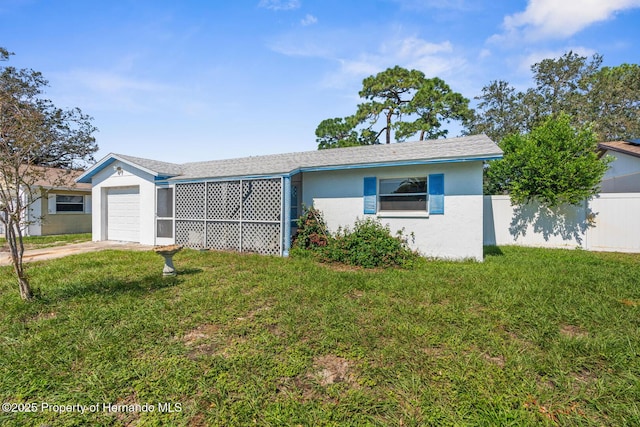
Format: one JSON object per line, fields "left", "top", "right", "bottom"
{"left": 48, "top": 194, "right": 91, "bottom": 214}
{"left": 363, "top": 174, "right": 445, "bottom": 215}
{"left": 56, "top": 195, "right": 84, "bottom": 212}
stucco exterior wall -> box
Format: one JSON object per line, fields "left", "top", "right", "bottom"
{"left": 91, "top": 160, "right": 157, "bottom": 245}
{"left": 302, "top": 162, "right": 485, "bottom": 261}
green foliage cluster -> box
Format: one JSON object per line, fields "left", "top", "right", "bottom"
{"left": 325, "top": 218, "right": 419, "bottom": 268}
{"left": 470, "top": 51, "right": 640, "bottom": 143}
{"left": 470, "top": 51, "right": 637, "bottom": 206}
{"left": 487, "top": 113, "right": 611, "bottom": 207}
{"left": 316, "top": 66, "right": 472, "bottom": 148}
{"left": 291, "top": 206, "right": 329, "bottom": 249}
{"left": 292, "top": 207, "right": 418, "bottom": 268}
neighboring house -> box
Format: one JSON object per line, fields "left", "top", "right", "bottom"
{"left": 76, "top": 134, "right": 502, "bottom": 261}
{"left": 598, "top": 139, "right": 640, "bottom": 193}
{"left": 0, "top": 167, "right": 92, "bottom": 236}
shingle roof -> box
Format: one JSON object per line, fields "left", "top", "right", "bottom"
{"left": 80, "top": 134, "right": 502, "bottom": 183}
{"left": 115, "top": 153, "right": 185, "bottom": 176}
{"left": 19, "top": 165, "right": 91, "bottom": 190}
{"left": 598, "top": 140, "right": 640, "bottom": 159}
{"left": 176, "top": 134, "right": 501, "bottom": 180}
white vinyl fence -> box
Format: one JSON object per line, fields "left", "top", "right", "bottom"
{"left": 484, "top": 193, "right": 640, "bottom": 253}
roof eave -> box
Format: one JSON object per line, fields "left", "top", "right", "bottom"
{"left": 76, "top": 153, "right": 180, "bottom": 183}
{"left": 295, "top": 153, "right": 504, "bottom": 175}
{"left": 598, "top": 144, "right": 640, "bottom": 159}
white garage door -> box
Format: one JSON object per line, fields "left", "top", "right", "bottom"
{"left": 107, "top": 186, "right": 140, "bottom": 242}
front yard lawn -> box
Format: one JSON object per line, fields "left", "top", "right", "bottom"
{"left": 0, "top": 246, "right": 638, "bottom": 426}
{"left": 0, "top": 233, "right": 91, "bottom": 251}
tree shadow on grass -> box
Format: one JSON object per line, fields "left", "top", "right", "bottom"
{"left": 42, "top": 267, "right": 203, "bottom": 303}
{"left": 509, "top": 202, "right": 595, "bottom": 245}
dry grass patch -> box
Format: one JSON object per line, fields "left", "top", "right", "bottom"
{"left": 481, "top": 352, "right": 506, "bottom": 367}
{"left": 560, "top": 324, "right": 588, "bottom": 339}
{"left": 309, "top": 354, "right": 355, "bottom": 386}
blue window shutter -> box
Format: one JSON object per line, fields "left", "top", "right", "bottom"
{"left": 428, "top": 173, "right": 444, "bottom": 214}
{"left": 363, "top": 177, "right": 377, "bottom": 214}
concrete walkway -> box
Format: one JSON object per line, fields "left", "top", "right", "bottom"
{"left": 0, "top": 241, "right": 153, "bottom": 267}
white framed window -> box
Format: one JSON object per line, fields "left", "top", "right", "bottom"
{"left": 48, "top": 194, "right": 91, "bottom": 214}
{"left": 379, "top": 177, "right": 427, "bottom": 211}
{"left": 55, "top": 195, "right": 84, "bottom": 212}
{"left": 363, "top": 174, "right": 444, "bottom": 216}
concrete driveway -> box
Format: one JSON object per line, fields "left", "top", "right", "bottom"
{"left": 0, "top": 241, "right": 153, "bottom": 266}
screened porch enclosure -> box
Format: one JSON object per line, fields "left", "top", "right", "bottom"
{"left": 174, "top": 178, "right": 284, "bottom": 255}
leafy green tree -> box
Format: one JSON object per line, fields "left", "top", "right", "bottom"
{"left": 315, "top": 116, "right": 377, "bottom": 149}
{"left": 474, "top": 52, "right": 636, "bottom": 196}
{"left": 530, "top": 51, "right": 602, "bottom": 118}
{"left": 316, "top": 66, "right": 471, "bottom": 148}
{"left": 1, "top": 48, "right": 97, "bottom": 300}
{"left": 395, "top": 77, "right": 473, "bottom": 141}
{"left": 583, "top": 63, "right": 640, "bottom": 141}
{"left": 356, "top": 66, "right": 425, "bottom": 144}
{"left": 472, "top": 51, "right": 639, "bottom": 144}
{"left": 486, "top": 114, "right": 610, "bottom": 207}
{"left": 469, "top": 80, "right": 530, "bottom": 143}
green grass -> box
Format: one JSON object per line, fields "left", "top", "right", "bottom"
{"left": 0, "top": 233, "right": 91, "bottom": 250}
{"left": 0, "top": 246, "right": 638, "bottom": 426}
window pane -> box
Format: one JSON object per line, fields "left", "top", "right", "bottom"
{"left": 157, "top": 219, "right": 173, "bottom": 238}
{"left": 157, "top": 188, "right": 173, "bottom": 217}
{"left": 380, "top": 178, "right": 426, "bottom": 194}
{"left": 56, "top": 203, "right": 84, "bottom": 212}
{"left": 56, "top": 195, "right": 84, "bottom": 204}
{"left": 379, "top": 195, "right": 427, "bottom": 211}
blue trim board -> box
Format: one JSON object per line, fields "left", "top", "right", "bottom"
{"left": 282, "top": 176, "right": 292, "bottom": 257}
{"left": 168, "top": 173, "right": 288, "bottom": 184}
{"left": 76, "top": 157, "right": 117, "bottom": 183}
{"left": 428, "top": 173, "right": 445, "bottom": 215}
{"left": 363, "top": 177, "right": 377, "bottom": 214}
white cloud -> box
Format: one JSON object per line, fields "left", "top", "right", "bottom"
{"left": 258, "top": 0, "right": 300, "bottom": 11}
{"left": 498, "top": 0, "right": 640, "bottom": 41}
{"left": 323, "top": 37, "right": 464, "bottom": 89}
{"left": 52, "top": 69, "right": 172, "bottom": 113}
{"left": 301, "top": 14, "right": 317, "bottom": 26}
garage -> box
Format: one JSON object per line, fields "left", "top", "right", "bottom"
{"left": 106, "top": 186, "right": 140, "bottom": 242}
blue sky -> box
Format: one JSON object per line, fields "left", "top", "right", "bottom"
{"left": 2, "top": 0, "right": 639, "bottom": 163}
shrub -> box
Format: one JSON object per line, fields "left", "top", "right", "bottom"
{"left": 291, "top": 206, "right": 329, "bottom": 249}
{"left": 292, "top": 208, "right": 419, "bottom": 268}
{"left": 325, "top": 218, "right": 418, "bottom": 268}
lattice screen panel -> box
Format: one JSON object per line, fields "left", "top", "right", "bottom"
{"left": 175, "top": 183, "right": 206, "bottom": 219}
{"left": 242, "top": 179, "right": 281, "bottom": 222}
{"left": 175, "top": 220, "right": 205, "bottom": 249}
{"left": 174, "top": 178, "right": 283, "bottom": 255}
{"left": 207, "top": 181, "right": 241, "bottom": 220}
{"left": 241, "top": 222, "right": 281, "bottom": 255}
{"left": 206, "top": 221, "right": 240, "bottom": 251}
